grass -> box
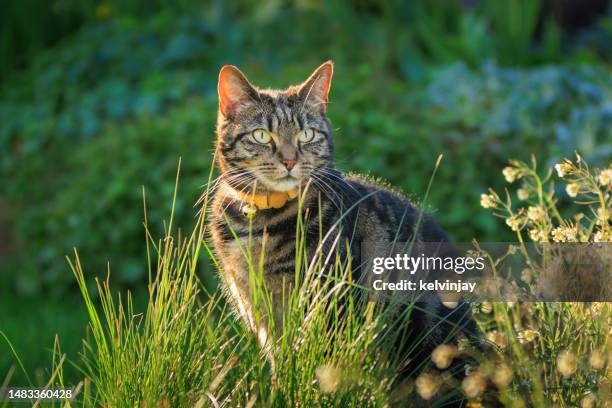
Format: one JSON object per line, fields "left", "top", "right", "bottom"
{"left": 3, "top": 155, "right": 610, "bottom": 407}
{"left": 63, "top": 160, "right": 423, "bottom": 406}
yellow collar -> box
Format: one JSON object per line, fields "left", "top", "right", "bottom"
{"left": 236, "top": 188, "right": 299, "bottom": 216}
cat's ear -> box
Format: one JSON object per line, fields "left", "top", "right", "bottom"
{"left": 218, "top": 65, "right": 257, "bottom": 117}
{"left": 298, "top": 61, "right": 333, "bottom": 112}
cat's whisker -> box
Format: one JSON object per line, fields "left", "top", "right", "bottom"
{"left": 308, "top": 176, "right": 342, "bottom": 212}
{"left": 312, "top": 167, "right": 361, "bottom": 197}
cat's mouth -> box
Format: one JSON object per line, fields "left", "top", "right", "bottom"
{"left": 264, "top": 174, "right": 301, "bottom": 192}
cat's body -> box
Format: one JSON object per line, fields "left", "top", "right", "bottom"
{"left": 208, "top": 62, "right": 476, "bottom": 390}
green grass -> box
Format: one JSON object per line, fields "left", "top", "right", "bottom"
{"left": 50, "top": 159, "right": 462, "bottom": 406}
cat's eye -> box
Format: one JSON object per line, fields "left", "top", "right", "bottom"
{"left": 252, "top": 129, "right": 272, "bottom": 144}
{"left": 298, "top": 129, "right": 316, "bottom": 143}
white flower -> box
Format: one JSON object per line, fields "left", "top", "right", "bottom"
{"left": 551, "top": 226, "right": 576, "bottom": 243}
{"left": 555, "top": 163, "right": 571, "bottom": 177}
{"left": 529, "top": 228, "right": 547, "bottom": 242}
{"left": 480, "top": 194, "right": 495, "bottom": 209}
{"left": 527, "top": 206, "right": 546, "bottom": 222}
{"left": 503, "top": 166, "right": 519, "bottom": 183}
{"left": 566, "top": 183, "right": 580, "bottom": 197}
{"left": 505, "top": 215, "right": 521, "bottom": 231}
{"left": 517, "top": 188, "right": 530, "bottom": 200}
{"left": 598, "top": 168, "right": 612, "bottom": 186}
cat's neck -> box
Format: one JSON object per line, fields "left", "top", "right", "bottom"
{"left": 218, "top": 180, "right": 316, "bottom": 211}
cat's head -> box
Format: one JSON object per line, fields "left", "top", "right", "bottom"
{"left": 216, "top": 61, "right": 334, "bottom": 193}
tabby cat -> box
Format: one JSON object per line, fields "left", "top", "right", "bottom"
{"left": 209, "top": 61, "right": 476, "bottom": 390}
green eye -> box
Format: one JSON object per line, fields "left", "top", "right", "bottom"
{"left": 252, "top": 129, "right": 272, "bottom": 144}
{"left": 298, "top": 129, "right": 315, "bottom": 143}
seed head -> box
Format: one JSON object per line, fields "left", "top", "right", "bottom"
{"left": 415, "top": 373, "right": 439, "bottom": 400}
{"left": 557, "top": 350, "right": 578, "bottom": 377}
{"left": 462, "top": 371, "right": 486, "bottom": 398}
{"left": 589, "top": 348, "right": 607, "bottom": 370}
{"left": 581, "top": 393, "right": 596, "bottom": 408}
{"left": 492, "top": 364, "right": 513, "bottom": 387}
{"left": 431, "top": 344, "right": 457, "bottom": 369}
{"left": 315, "top": 365, "right": 342, "bottom": 393}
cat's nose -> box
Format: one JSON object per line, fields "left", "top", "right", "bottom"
{"left": 282, "top": 159, "right": 296, "bottom": 170}
{"left": 279, "top": 145, "right": 297, "bottom": 170}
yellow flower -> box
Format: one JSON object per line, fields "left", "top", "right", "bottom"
{"left": 480, "top": 194, "right": 495, "bottom": 209}
{"left": 315, "top": 365, "right": 341, "bottom": 393}
{"left": 598, "top": 168, "right": 612, "bottom": 186}
{"left": 415, "top": 373, "right": 439, "bottom": 400}
{"left": 589, "top": 348, "right": 606, "bottom": 370}
{"left": 566, "top": 183, "right": 580, "bottom": 197}
{"left": 462, "top": 371, "right": 487, "bottom": 398}
{"left": 557, "top": 350, "right": 578, "bottom": 377}
{"left": 492, "top": 364, "right": 513, "bottom": 387}
{"left": 503, "top": 166, "right": 520, "bottom": 183}
{"left": 527, "top": 206, "right": 546, "bottom": 222}
{"left": 431, "top": 344, "right": 457, "bottom": 369}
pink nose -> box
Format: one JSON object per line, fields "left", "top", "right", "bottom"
{"left": 282, "top": 159, "right": 296, "bottom": 170}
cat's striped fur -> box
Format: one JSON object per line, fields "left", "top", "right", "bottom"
{"left": 209, "top": 62, "right": 477, "bottom": 383}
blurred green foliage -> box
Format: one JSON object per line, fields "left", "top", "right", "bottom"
{"left": 0, "top": 1, "right": 610, "bottom": 295}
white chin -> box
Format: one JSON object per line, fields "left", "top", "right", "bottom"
{"left": 267, "top": 178, "right": 299, "bottom": 192}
